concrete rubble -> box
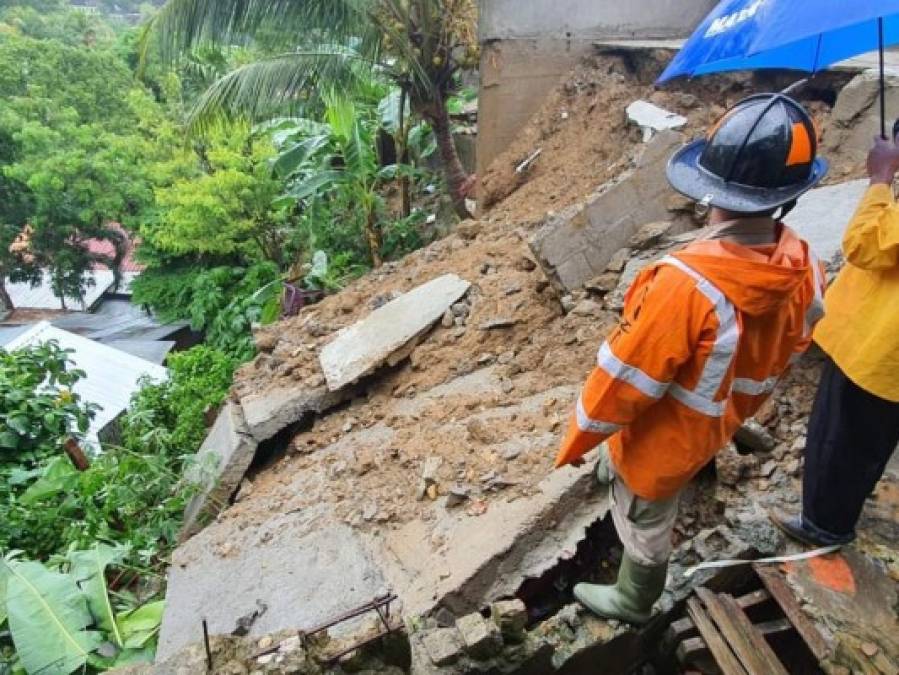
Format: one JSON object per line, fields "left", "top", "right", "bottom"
{"left": 146, "top": 51, "right": 899, "bottom": 675}
{"left": 528, "top": 129, "right": 687, "bottom": 292}
{"left": 824, "top": 70, "right": 899, "bottom": 179}
{"left": 320, "top": 274, "right": 472, "bottom": 391}
{"left": 626, "top": 100, "right": 687, "bottom": 142}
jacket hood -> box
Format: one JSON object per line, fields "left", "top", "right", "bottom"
{"left": 673, "top": 225, "right": 811, "bottom": 316}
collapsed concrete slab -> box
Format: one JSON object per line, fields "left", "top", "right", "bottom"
{"left": 180, "top": 402, "right": 257, "bottom": 539}
{"left": 239, "top": 382, "right": 349, "bottom": 442}
{"left": 158, "top": 366, "right": 607, "bottom": 663}
{"left": 626, "top": 100, "right": 687, "bottom": 142}
{"left": 157, "top": 511, "right": 389, "bottom": 661}
{"left": 319, "top": 274, "right": 471, "bottom": 391}
{"left": 529, "top": 130, "right": 684, "bottom": 292}
{"left": 784, "top": 179, "right": 868, "bottom": 264}
{"left": 377, "top": 446, "right": 606, "bottom": 619}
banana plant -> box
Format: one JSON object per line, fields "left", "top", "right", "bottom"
{"left": 0, "top": 546, "right": 164, "bottom": 674}
{"left": 144, "top": 0, "right": 479, "bottom": 218}
{"left": 269, "top": 95, "right": 420, "bottom": 267}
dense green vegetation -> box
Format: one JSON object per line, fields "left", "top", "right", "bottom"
{"left": 0, "top": 0, "right": 476, "bottom": 670}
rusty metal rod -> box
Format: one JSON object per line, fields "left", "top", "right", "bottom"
{"left": 302, "top": 594, "right": 397, "bottom": 636}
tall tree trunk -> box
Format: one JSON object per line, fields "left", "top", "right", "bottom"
{"left": 397, "top": 87, "right": 412, "bottom": 218}
{"left": 0, "top": 278, "right": 13, "bottom": 312}
{"left": 428, "top": 101, "right": 472, "bottom": 220}
{"left": 364, "top": 207, "right": 383, "bottom": 268}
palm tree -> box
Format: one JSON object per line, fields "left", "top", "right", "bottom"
{"left": 144, "top": 0, "right": 479, "bottom": 219}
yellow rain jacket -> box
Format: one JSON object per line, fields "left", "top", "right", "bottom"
{"left": 813, "top": 184, "right": 899, "bottom": 402}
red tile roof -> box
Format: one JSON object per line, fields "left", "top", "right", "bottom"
{"left": 85, "top": 223, "right": 144, "bottom": 273}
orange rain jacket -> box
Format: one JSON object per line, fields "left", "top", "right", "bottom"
{"left": 555, "top": 225, "right": 825, "bottom": 501}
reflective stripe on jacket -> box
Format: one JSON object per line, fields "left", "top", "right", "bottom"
{"left": 556, "top": 225, "right": 824, "bottom": 500}
{"left": 813, "top": 184, "right": 899, "bottom": 401}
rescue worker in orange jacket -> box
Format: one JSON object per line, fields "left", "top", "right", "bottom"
{"left": 555, "top": 94, "right": 828, "bottom": 625}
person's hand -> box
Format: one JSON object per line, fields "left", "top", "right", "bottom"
{"left": 569, "top": 457, "right": 586, "bottom": 468}
{"left": 867, "top": 136, "right": 899, "bottom": 185}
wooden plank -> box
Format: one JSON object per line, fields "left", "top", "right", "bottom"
{"left": 671, "top": 591, "right": 771, "bottom": 644}
{"left": 686, "top": 596, "right": 748, "bottom": 675}
{"left": 696, "top": 588, "right": 777, "bottom": 675}
{"left": 754, "top": 565, "right": 831, "bottom": 662}
{"left": 668, "top": 616, "right": 698, "bottom": 641}
{"left": 736, "top": 589, "right": 771, "bottom": 610}
{"left": 755, "top": 618, "right": 793, "bottom": 637}
{"left": 719, "top": 593, "right": 790, "bottom": 675}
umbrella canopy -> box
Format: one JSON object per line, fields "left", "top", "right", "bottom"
{"left": 659, "top": 0, "right": 899, "bottom": 82}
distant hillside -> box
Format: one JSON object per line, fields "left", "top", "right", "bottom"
{"left": 70, "top": 0, "right": 166, "bottom": 21}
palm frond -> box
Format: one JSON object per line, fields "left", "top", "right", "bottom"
{"left": 186, "top": 48, "right": 381, "bottom": 134}
{"left": 142, "top": 0, "right": 372, "bottom": 65}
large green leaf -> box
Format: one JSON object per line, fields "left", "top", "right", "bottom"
{"left": 272, "top": 133, "right": 331, "bottom": 178}
{"left": 0, "top": 560, "right": 8, "bottom": 626}
{"left": 19, "top": 457, "right": 78, "bottom": 506}
{"left": 4, "top": 560, "right": 103, "bottom": 675}
{"left": 68, "top": 545, "right": 128, "bottom": 647}
{"left": 286, "top": 169, "right": 346, "bottom": 201}
{"left": 111, "top": 646, "right": 156, "bottom": 666}
{"left": 116, "top": 600, "right": 165, "bottom": 649}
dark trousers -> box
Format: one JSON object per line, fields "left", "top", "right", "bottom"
{"left": 803, "top": 356, "right": 899, "bottom": 537}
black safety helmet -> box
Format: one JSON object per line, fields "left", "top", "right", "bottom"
{"left": 667, "top": 93, "right": 828, "bottom": 214}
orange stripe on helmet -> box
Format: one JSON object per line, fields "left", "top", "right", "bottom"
{"left": 786, "top": 122, "right": 813, "bottom": 167}
{"left": 706, "top": 109, "right": 733, "bottom": 140}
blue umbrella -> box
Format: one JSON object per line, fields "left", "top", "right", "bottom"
{"left": 658, "top": 0, "right": 899, "bottom": 136}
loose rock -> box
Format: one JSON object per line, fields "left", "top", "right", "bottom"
{"left": 479, "top": 318, "right": 518, "bottom": 330}
{"left": 456, "top": 612, "right": 503, "bottom": 660}
{"left": 585, "top": 272, "right": 620, "bottom": 295}
{"left": 629, "top": 221, "right": 673, "bottom": 250}
{"left": 422, "top": 628, "right": 464, "bottom": 666}
{"left": 606, "top": 248, "right": 631, "bottom": 273}
{"left": 491, "top": 599, "right": 528, "bottom": 642}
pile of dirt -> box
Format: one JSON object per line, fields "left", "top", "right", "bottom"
{"left": 478, "top": 49, "right": 856, "bottom": 227}
{"left": 225, "top": 51, "right": 864, "bottom": 540}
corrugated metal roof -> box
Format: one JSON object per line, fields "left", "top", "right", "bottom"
{"left": 4, "top": 321, "right": 168, "bottom": 448}
{"left": 104, "top": 340, "right": 176, "bottom": 364}
{"left": 52, "top": 299, "right": 188, "bottom": 342}
{"left": 6, "top": 271, "right": 115, "bottom": 311}
{"left": 0, "top": 324, "right": 30, "bottom": 346}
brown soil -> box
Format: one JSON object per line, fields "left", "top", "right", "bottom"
{"left": 225, "top": 51, "right": 866, "bottom": 545}
{"left": 478, "top": 50, "right": 856, "bottom": 227}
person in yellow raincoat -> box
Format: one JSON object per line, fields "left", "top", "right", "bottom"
{"left": 772, "top": 135, "right": 899, "bottom": 546}
{"left": 555, "top": 94, "right": 829, "bottom": 625}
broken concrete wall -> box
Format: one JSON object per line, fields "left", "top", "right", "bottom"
{"left": 476, "top": 0, "right": 717, "bottom": 176}
{"left": 824, "top": 70, "right": 899, "bottom": 180}
{"left": 181, "top": 402, "right": 257, "bottom": 539}
{"left": 528, "top": 130, "right": 685, "bottom": 292}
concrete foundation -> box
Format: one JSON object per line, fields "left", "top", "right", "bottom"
{"left": 476, "top": 0, "right": 717, "bottom": 176}
{"left": 157, "top": 369, "right": 608, "bottom": 662}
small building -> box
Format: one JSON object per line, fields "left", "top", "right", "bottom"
{"left": 70, "top": 1, "right": 101, "bottom": 15}
{"left": 3, "top": 321, "right": 168, "bottom": 449}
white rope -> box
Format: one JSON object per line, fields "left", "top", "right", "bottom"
{"left": 683, "top": 545, "right": 842, "bottom": 578}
